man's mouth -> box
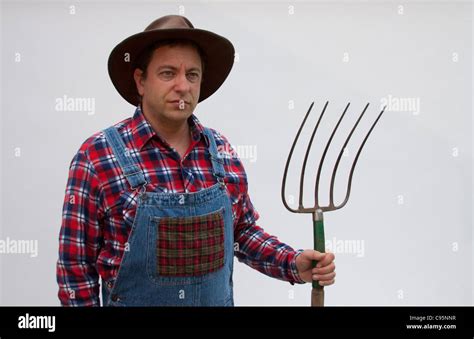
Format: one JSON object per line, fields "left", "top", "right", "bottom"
{"left": 168, "top": 100, "right": 190, "bottom": 104}
{"left": 168, "top": 99, "right": 191, "bottom": 110}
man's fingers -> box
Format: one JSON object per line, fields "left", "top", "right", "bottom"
{"left": 312, "top": 251, "right": 335, "bottom": 268}
{"left": 318, "top": 279, "right": 335, "bottom": 286}
{"left": 312, "top": 262, "right": 335, "bottom": 275}
{"left": 312, "top": 271, "right": 336, "bottom": 282}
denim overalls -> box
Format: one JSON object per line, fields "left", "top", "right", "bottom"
{"left": 101, "top": 125, "right": 234, "bottom": 306}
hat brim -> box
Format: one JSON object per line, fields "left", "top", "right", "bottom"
{"left": 108, "top": 28, "right": 235, "bottom": 106}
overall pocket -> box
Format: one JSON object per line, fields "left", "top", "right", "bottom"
{"left": 147, "top": 207, "right": 225, "bottom": 284}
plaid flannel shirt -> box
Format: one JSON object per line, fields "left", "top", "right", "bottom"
{"left": 56, "top": 107, "right": 305, "bottom": 306}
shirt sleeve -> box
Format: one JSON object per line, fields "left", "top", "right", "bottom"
{"left": 56, "top": 150, "right": 103, "bottom": 306}
{"left": 234, "top": 191, "right": 306, "bottom": 285}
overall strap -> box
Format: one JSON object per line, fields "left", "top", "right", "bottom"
{"left": 103, "top": 126, "right": 147, "bottom": 190}
{"left": 203, "top": 127, "right": 226, "bottom": 184}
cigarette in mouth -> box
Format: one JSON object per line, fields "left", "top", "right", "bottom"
{"left": 179, "top": 100, "right": 185, "bottom": 110}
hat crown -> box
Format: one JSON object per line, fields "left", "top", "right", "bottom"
{"left": 144, "top": 15, "right": 194, "bottom": 32}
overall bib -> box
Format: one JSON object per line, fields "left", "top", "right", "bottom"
{"left": 102, "top": 126, "right": 234, "bottom": 306}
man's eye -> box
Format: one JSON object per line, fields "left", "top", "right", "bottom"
{"left": 160, "top": 71, "right": 174, "bottom": 78}
{"left": 187, "top": 73, "right": 200, "bottom": 82}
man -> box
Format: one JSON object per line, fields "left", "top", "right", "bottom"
{"left": 56, "top": 15, "right": 335, "bottom": 306}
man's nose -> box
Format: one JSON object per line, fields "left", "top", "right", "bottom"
{"left": 173, "top": 69, "right": 191, "bottom": 93}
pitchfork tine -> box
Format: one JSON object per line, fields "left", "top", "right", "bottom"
{"left": 331, "top": 104, "right": 387, "bottom": 210}
{"left": 299, "top": 101, "right": 329, "bottom": 210}
{"left": 281, "top": 101, "right": 315, "bottom": 213}
{"left": 328, "top": 102, "right": 369, "bottom": 208}
{"left": 315, "top": 102, "right": 351, "bottom": 210}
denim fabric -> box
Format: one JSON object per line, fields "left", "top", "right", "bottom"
{"left": 102, "top": 126, "right": 234, "bottom": 306}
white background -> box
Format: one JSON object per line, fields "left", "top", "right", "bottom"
{"left": 0, "top": 0, "right": 472, "bottom": 306}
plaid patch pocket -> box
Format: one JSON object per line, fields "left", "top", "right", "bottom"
{"left": 154, "top": 208, "right": 225, "bottom": 277}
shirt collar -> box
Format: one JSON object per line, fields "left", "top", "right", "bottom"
{"left": 130, "top": 105, "right": 205, "bottom": 151}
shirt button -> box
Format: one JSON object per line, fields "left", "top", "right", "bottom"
{"left": 111, "top": 294, "right": 120, "bottom": 302}
{"left": 106, "top": 281, "right": 114, "bottom": 289}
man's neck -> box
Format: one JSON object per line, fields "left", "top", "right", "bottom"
{"left": 141, "top": 104, "right": 191, "bottom": 158}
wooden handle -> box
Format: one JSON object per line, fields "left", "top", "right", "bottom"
{"left": 311, "top": 287, "right": 324, "bottom": 307}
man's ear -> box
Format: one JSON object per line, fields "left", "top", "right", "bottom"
{"left": 133, "top": 68, "right": 145, "bottom": 96}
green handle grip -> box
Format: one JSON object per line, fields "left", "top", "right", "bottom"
{"left": 311, "top": 210, "right": 325, "bottom": 307}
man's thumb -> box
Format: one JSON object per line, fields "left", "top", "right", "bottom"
{"left": 307, "top": 250, "right": 325, "bottom": 261}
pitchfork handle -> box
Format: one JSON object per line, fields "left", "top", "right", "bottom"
{"left": 312, "top": 210, "right": 325, "bottom": 307}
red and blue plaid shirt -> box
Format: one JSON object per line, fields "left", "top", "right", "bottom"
{"left": 56, "top": 107, "right": 304, "bottom": 306}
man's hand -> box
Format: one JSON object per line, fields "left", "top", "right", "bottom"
{"left": 295, "top": 250, "right": 336, "bottom": 286}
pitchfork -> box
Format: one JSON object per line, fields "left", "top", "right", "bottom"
{"left": 281, "top": 101, "right": 386, "bottom": 307}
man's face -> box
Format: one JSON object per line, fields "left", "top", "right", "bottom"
{"left": 134, "top": 44, "right": 202, "bottom": 124}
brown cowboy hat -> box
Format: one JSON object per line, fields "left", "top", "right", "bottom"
{"left": 108, "top": 15, "right": 235, "bottom": 106}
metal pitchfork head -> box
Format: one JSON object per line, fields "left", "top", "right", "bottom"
{"left": 281, "top": 101, "right": 386, "bottom": 307}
